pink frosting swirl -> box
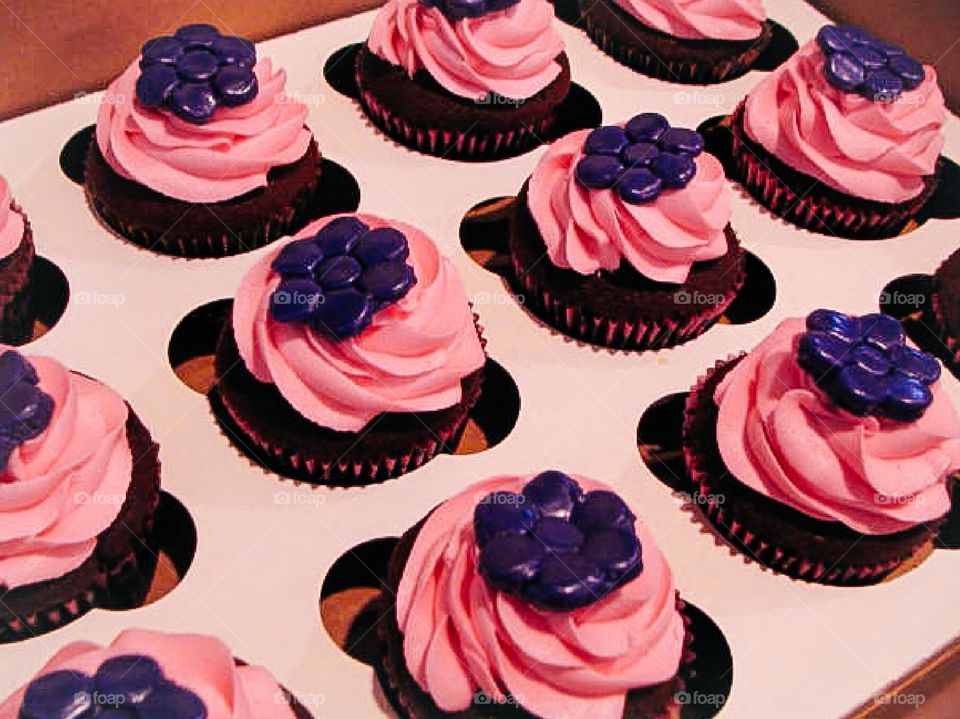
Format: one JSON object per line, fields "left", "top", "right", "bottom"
{"left": 95, "top": 58, "right": 312, "bottom": 203}
{"left": 715, "top": 318, "right": 960, "bottom": 535}
{"left": 233, "top": 214, "right": 486, "bottom": 433}
{"left": 0, "top": 176, "right": 24, "bottom": 259}
{"left": 367, "top": 0, "right": 564, "bottom": 101}
{"left": 612, "top": 0, "right": 765, "bottom": 40}
{"left": 397, "top": 474, "right": 685, "bottom": 719}
{"left": 528, "top": 128, "right": 730, "bottom": 284}
{"left": 0, "top": 629, "right": 296, "bottom": 719}
{"left": 743, "top": 40, "right": 947, "bottom": 204}
{"left": 0, "top": 355, "right": 132, "bottom": 589}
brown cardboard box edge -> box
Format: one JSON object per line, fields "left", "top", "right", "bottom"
{"left": 0, "top": 0, "right": 382, "bottom": 120}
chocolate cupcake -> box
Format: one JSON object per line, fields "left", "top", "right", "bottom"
{"left": 927, "top": 249, "right": 960, "bottom": 373}
{"left": 510, "top": 113, "right": 745, "bottom": 350}
{"left": 0, "top": 176, "right": 36, "bottom": 344}
{"left": 377, "top": 471, "right": 692, "bottom": 719}
{"left": 86, "top": 24, "right": 320, "bottom": 258}
{"left": 683, "top": 310, "right": 960, "bottom": 584}
{"left": 0, "top": 350, "right": 161, "bottom": 641}
{"left": 211, "top": 214, "right": 487, "bottom": 486}
{"left": 579, "top": 0, "right": 772, "bottom": 84}
{"left": 355, "top": 0, "right": 571, "bottom": 160}
{"left": 0, "top": 628, "right": 315, "bottom": 719}
{"left": 730, "top": 25, "right": 945, "bottom": 238}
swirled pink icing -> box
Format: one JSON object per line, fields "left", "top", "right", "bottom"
{"left": 715, "top": 318, "right": 960, "bottom": 535}
{"left": 397, "top": 474, "right": 685, "bottom": 719}
{"left": 233, "top": 214, "right": 486, "bottom": 433}
{"left": 0, "top": 354, "right": 133, "bottom": 589}
{"left": 95, "top": 57, "right": 312, "bottom": 203}
{"left": 0, "top": 176, "right": 25, "bottom": 259}
{"left": 743, "top": 40, "right": 947, "bottom": 204}
{"left": 367, "top": 0, "right": 564, "bottom": 101}
{"left": 0, "top": 629, "right": 296, "bottom": 719}
{"left": 612, "top": 0, "right": 765, "bottom": 40}
{"left": 528, "top": 128, "right": 730, "bottom": 284}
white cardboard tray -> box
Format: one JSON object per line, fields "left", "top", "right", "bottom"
{"left": 1, "top": 3, "right": 959, "bottom": 717}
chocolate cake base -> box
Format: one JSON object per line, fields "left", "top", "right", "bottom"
{"left": 579, "top": 0, "right": 773, "bottom": 84}
{"left": 210, "top": 321, "right": 485, "bottom": 486}
{"left": 0, "top": 207, "right": 36, "bottom": 344}
{"left": 0, "top": 404, "right": 162, "bottom": 642}
{"left": 509, "top": 183, "right": 745, "bottom": 350}
{"left": 84, "top": 139, "right": 321, "bottom": 258}
{"left": 355, "top": 45, "right": 572, "bottom": 161}
{"left": 730, "top": 104, "right": 938, "bottom": 238}
{"left": 928, "top": 249, "right": 960, "bottom": 373}
{"left": 375, "top": 517, "right": 688, "bottom": 719}
{"left": 682, "top": 355, "right": 943, "bottom": 585}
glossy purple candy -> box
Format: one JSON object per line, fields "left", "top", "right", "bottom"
{"left": 268, "top": 218, "right": 417, "bottom": 340}
{"left": 423, "top": 0, "right": 520, "bottom": 20}
{"left": 816, "top": 24, "right": 925, "bottom": 102}
{"left": 95, "top": 656, "right": 163, "bottom": 704}
{"left": 20, "top": 671, "right": 93, "bottom": 719}
{"left": 0, "top": 350, "right": 54, "bottom": 473}
{"left": 137, "top": 684, "right": 207, "bottom": 719}
{"left": 575, "top": 114, "right": 703, "bottom": 204}
{"left": 137, "top": 25, "right": 259, "bottom": 122}
{"left": 797, "top": 309, "right": 941, "bottom": 421}
{"left": 476, "top": 472, "right": 643, "bottom": 612}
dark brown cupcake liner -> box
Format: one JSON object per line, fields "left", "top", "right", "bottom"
{"left": 0, "top": 405, "right": 161, "bottom": 642}
{"left": 730, "top": 104, "right": 936, "bottom": 238}
{"left": 512, "top": 251, "right": 743, "bottom": 351}
{"left": 85, "top": 141, "right": 321, "bottom": 259}
{"left": 356, "top": 85, "right": 558, "bottom": 161}
{"left": 682, "top": 356, "right": 939, "bottom": 585}
{"left": 212, "top": 316, "right": 488, "bottom": 487}
{"left": 927, "top": 280, "right": 960, "bottom": 374}
{"left": 0, "top": 204, "right": 36, "bottom": 344}
{"left": 376, "top": 517, "right": 694, "bottom": 719}
{"left": 580, "top": 1, "right": 772, "bottom": 84}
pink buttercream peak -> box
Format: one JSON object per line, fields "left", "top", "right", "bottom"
{"left": 0, "top": 629, "right": 296, "bottom": 719}
{"left": 0, "top": 176, "right": 24, "bottom": 259}
{"left": 396, "top": 474, "right": 684, "bottom": 718}
{"left": 612, "top": 0, "right": 765, "bottom": 41}
{"left": 0, "top": 353, "right": 133, "bottom": 589}
{"left": 233, "top": 214, "right": 486, "bottom": 433}
{"left": 743, "top": 40, "right": 946, "bottom": 204}
{"left": 367, "top": 0, "right": 563, "bottom": 101}
{"left": 528, "top": 128, "right": 730, "bottom": 284}
{"left": 714, "top": 318, "right": 960, "bottom": 535}
{"left": 95, "top": 57, "right": 311, "bottom": 203}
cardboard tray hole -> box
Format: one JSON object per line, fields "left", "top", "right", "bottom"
{"left": 13, "top": 256, "right": 70, "bottom": 346}
{"left": 637, "top": 391, "right": 693, "bottom": 495}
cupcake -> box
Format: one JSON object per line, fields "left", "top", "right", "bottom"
{"left": 0, "top": 628, "right": 314, "bottom": 719}
{"left": 0, "top": 349, "right": 161, "bottom": 640}
{"left": 730, "top": 25, "right": 946, "bottom": 238}
{"left": 86, "top": 24, "right": 320, "bottom": 258}
{"left": 683, "top": 310, "right": 960, "bottom": 584}
{"left": 0, "top": 176, "right": 36, "bottom": 344}
{"left": 377, "top": 470, "right": 691, "bottom": 719}
{"left": 211, "top": 213, "right": 487, "bottom": 486}
{"left": 355, "top": 0, "right": 571, "bottom": 160}
{"left": 927, "top": 249, "right": 960, "bottom": 374}
{"left": 579, "top": 0, "right": 771, "bottom": 84}
{"left": 510, "top": 113, "right": 745, "bottom": 350}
